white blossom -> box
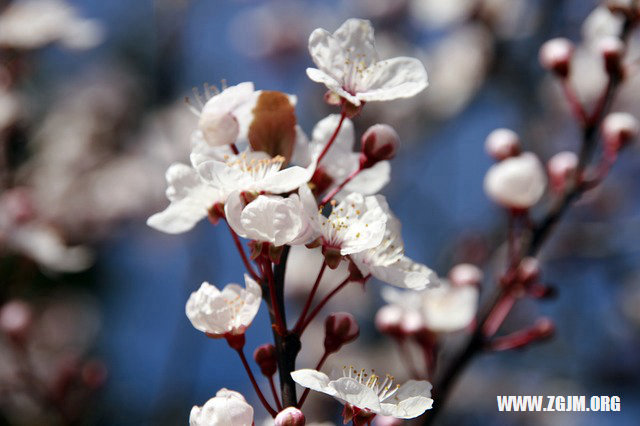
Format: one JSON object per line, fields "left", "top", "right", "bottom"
{"left": 185, "top": 275, "right": 261, "bottom": 337}
{"left": 190, "top": 389, "right": 254, "bottom": 426}
{"left": 483, "top": 152, "right": 547, "bottom": 209}
{"left": 351, "top": 199, "right": 437, "bottom": 290}
{"left": 299, "top": 185, "right": 387, "bottom": 256}
{"left": 306, "top": 19, "right": 428, "bottom": 106}
{"left": 291, "top": 368, "right": 433, "bottom": 419}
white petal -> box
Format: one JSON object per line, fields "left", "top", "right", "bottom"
{"left": 147, "top": 201, "right": 209, "bottom": 234}
{"left": 190, "top": 388, "right": 254, "bottom": 426}
{"left": 330, "top": 377, "right": 382, "bottom": 412}
{"left": 190, "top": 132, "right": 236, "bottom": 168}
{"left": 483, "top": 152, "right": 547, "bottom": 208}
{"left": 291, "top": 369, "right": 336, "bottom": 395}
{"left": 197, "top": 160, "right": 247, "bottom": 192}
{"left": 423, "top": 284, "right": 479, "bottom": 332}
{"left": 239, "top": 195, "right": 303, "bottom": 246}
{"left": 224, "top": 191, "right": 249, "bottom": 239}
{"left": 290, "top": 125, "right": 312, "bottom": 167}
{"left": 380, "top": 380, "right": 433, "bottom": 419}
{"left": 312, "top": 115, "right": 355, "bottom": 153}
{"left": 308, "top": 28, "right": 347, "bottom": 82}
{"left": 343, "top": 160, "right": 390, "bottom": 195}
{"left": 368, "top": 257, "right": 438, "bottom": 290}
{"left": 236, "top": 274, "right": 262, "bottom": 327}
{"left": 199, "top": 112, "right": 240, "bottom": 147}
{"left": 332, "top": 19, "right": 378, "bottom": 65}
{"left": 258, "top": 166, "right": 314, "bottom": 194}
{"left": 357, "top": 57, "right": 428, "bottom": 103}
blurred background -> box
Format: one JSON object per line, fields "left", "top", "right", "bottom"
{"left": 1, "top": 0, "right": 640, "bottom": 425}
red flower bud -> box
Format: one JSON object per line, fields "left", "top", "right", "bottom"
{"left": 485, "top": 129, "right": 521, "bottom": 161}
{"left": 598, "top": 36, "right": 625, "bottom": 77}
{"left": 0, "top": 300, "right": 32, "bottom": 345}
{"left": 253, "top": 344, "right": 278, "bottom": 376}
{"left": 360, "top": 124, "right": 399, "bottom": 169}
{"left": 324, "top": 312, "right": 359, "bottom": 353}
{"left": 547, "top": 151, "right": 578, "bottom": 194}
{"left": 449, "top": 263, "right": 483, "bottom": 287}
{"left": 375, "top": 305, "right": 403, "bottom": 337}
{"left": 603, "top": 112, "right": 639, "bottom": 153}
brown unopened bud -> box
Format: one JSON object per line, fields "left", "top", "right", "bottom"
{"left": 324, "top": 312, "right": 359, "bottom": 353}
{"left": 253, "top": 344, "right": 278, "bottom": 376}
{"left": 598, "top": 36, "right": 625, "bottom": 76}
{"left": 485, "top": 129, "right": 521, "bottom": 161}
{"left": 603, "top": 112, "right": 639, "bottom": 152}
{"left": 539, "top": 38, "right": 574, "bottom": 78}
{"left": 375, "top": 305, "right": 403, "bottom": 336}
{"left": 0, "top": 300, "right": 32, "bottom": 344}
{"left": 360, "top": 124, "right": 399, "bottom": 168}
{"left": 547, "top": 151, "right": 578, "bottom": 193}
{"left": 275, "top": 407, "right": 306, "bottom": 426}
{"left": 449, "top": 263, "right": 483, "bottom": 287}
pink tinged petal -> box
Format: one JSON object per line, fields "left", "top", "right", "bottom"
{"left": 356, "top": 57, "right": 429, "bottom": 103}
{"left": 258, "top": 166, "right": 314, "bottom": 194}
{"left": 199, "top": 112, "right": 240, "bottom": 147}
{"left": 291, "top": 369, "right": 336, "bottom": 395}
{"left": 329, "top": 377, "right": 382, "bottom": 412}
{"left": 304, "top": 69, "right": 361, "bottom": 105}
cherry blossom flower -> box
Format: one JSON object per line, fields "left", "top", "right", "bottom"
{"left": 483, "top": 152, "right": 547, "bottom": 209}
{"left": 185, "top": 274, "right": 261, "bottom": 337}
{"left": 350, "top": 199, "right": 437, "bottom": 290}
{"left": 298, "top": 185, "right": 387, "bottom": 256}
{"left": 224, "top": 191, "right": 316, "bottom": 246}
{"left": 306, "top": 18, "right": 428, "bottom": 106}
{"left": 146, "top": 163, "right": 224, "bottom": 234}
{"left": 197, "top": 150, "right": 313, "bottom": 196}
{"left": 291, "top": 367, "right": 433, "bottom": 419}
{"left": 293, "top": 114, "right": 390, "bottom": 197}
{"left": 189, "top": 389, "right": 254, "bottom": 426}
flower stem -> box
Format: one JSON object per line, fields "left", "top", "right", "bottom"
{"left": 293, "top": 260, "right": 328, "bottom": 334}
{"left": 320, "top": 167, "right": 363, "bottom": 206}
{"left": 235, "top": 348, "right": 277, "bottom": 417}
{"left": 262, "top": 258, "right": 287, "bottom": 335}
{"left": 225, "top": 221, "right": 260, "bottom": 281}
{"left": 268, "top": 376, "right": 283, "bottom": 411}
{"left": 231, "top": 143, "right": 240, "bottom": 155}
{"left": 316, "top": 111, "right": 347, "bottom": 167}
{"left": 299, "top": 275, "right": 359, "bottom": 334}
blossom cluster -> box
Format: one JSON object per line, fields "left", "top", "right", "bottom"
{"left": 148, "top": 18, "right": 439, "bottom": 425}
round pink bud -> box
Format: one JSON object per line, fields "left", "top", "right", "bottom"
{"left": 539, "top": 38, "right": 574, "bottom": 78}
{"left": 534, "top": 317, "right": 555, "bottom": 337}
{"left": 360, "top": 124, "right": 399, "bottom": 169}
{"left": 375, "top": 305, "right": 403, "bottom": 336}
{"left": 374, "top": 415, "right": 403, "bottom": 426}
{"left": 483, "top": 152, "right": 547, "bottom": 210}
{"left": 449, "top": 263, "right": 483, "bottom": 287}
{"left": 603, "top": 112, "right": 639, "bottom": 152}
{"left": 485, "top": 128, "right": 521, "bottom": 161}
{"left": 253, "top": 343, "right": 278, "bottom": 377}
{"left": 275, "top": 407, "right": 306, "bottom": 426}
{"left": 517, "top": 257, "right": 541, "bottom": 285}
{"left": 81, "top": 359, "right": 108, "bottom": 389}
{"left": 0, "top": 300, "right": 32, "bottom": 344}
{"left": 400, "top": 310, "right": 426, "bottom": 336}
{"left": 547, "top": 151, "right": 578, "bottom": 193}
{"left": 324, "top": 312, "right": 360, "bottom": 353}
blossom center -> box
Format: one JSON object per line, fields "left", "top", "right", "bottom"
{"left": 342, "top": 366, "right": 400, "bottom": 402}
{"left": 225, "top": 153, "right": 285, "bottom": 181}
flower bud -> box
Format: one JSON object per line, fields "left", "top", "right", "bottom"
{"left": 375, "top": 305, "right": 403, "bottom": 336}
{"left": 539, "top": 38, "right": 574, "bottom": 78}
{"left": 597, "top": 36, "right": 625, "bottom": 76}
{"left": 0, "top": 300, "right": 32, "bottom": 344}
{"left": 374, "top": 415, "right": 403, "bottom": 426}
{"left": 602, "top": 112, "right": 639, "bottom": 152}
{"left": 485, "top": 129, "right": 521, "bottom": 161}
{"left": 275, "top": 407, "right": 306, "bottom": 426}
{"left": 253, "top": 344, "right": 278, "bottom": 376}
{"left": 324, "top": 312, "right": 359, "bottom": 353}
{"left": 360, "top": 124, "right": 399, "bottom": 169}
{"left": 483, "top": 152, "right": 547, "bottom": 210}
{"left": 547, "top": 151, "right": 578, "bottom": 193}
{"left": 449, "top": 263, "right": 483, "bottom": 287}
{"left": 517, "top": 257, "right": 541, "bottom": 285}
{"left": 400, "top": 310, "right": 426, "bottom": 336}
